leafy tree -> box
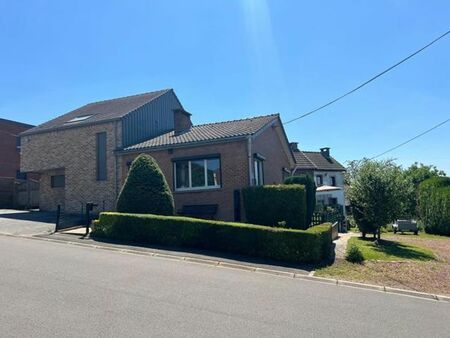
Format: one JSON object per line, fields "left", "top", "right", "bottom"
{"left": 284, "top": 175, "right": 316, "bottom": 227}
{"left": 116, "top": 154, "right": 174, "bottom": 215}
{"left": 346, "top": 159, "right": 412, "bottom": 239}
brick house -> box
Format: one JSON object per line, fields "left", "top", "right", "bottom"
{"left": 290, "top": 142, "right": 346, "bottom": 214}
{"left": 20, "top": 89, "right": 294, "bottom": 221}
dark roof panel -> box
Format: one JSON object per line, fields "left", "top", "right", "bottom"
{"left": 124, "top": 114, "right": 279, "bottom": 150}
{"left": 293, "top": 150, "right": 345, "bottom": 171}
{"left": 21, "top": 89, "right": 171, "bottom": 135}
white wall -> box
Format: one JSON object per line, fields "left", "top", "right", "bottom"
{"left": 313, "top": 171, "right": 345, "bottom": 188}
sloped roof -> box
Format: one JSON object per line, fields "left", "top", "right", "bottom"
{"left": 21, "top": 89, "right": 171, "bottom": 136}
{"left": 293, "top": 150, "right": 345, "bottom": 171}
{"left": 124, "top": 114, "right": 279, "bottom": 151}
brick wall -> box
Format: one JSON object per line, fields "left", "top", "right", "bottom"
{"left": 0, "top": 119, "right": 34, "bottom": 178}
{"left": 21, "top": 121, "right": 122, "bottom": 213}
{"left": 121, "top": 140, "right": 249, "bottom": 221}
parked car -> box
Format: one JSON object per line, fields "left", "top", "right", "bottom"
{"left": 393, "top": 219, "right": 418, "bottom": 235}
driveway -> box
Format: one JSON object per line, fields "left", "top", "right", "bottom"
{"left": 0, "top": 209, "right": 55, "bottom": 236}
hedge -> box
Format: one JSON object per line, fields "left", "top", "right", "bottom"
{"left": 242, "top": 184, "right": 307, "bottom": 229}
{"left": 284, "top": 175, "right": 316, "bottom": 227}
{"left": 418, "top": 177, "right": 450, "bottom": 236}
{"left": 92, "top": 212, "right": 332, "bottom": 263}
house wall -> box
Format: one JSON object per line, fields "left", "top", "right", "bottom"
{"left": 20, "top": 121, "right": 122, "bottom": 213}
{"left": 251, "top": 121, "right": 292, "bottom": 185}
{"left": 0, "top": 119, "right": 34, "bottom": 178}
{"left": 121, "top": 90, "right": 182, "bottom": 147}
{"left": 313, "top": 170, "right": 345, "bottom": 188}
{"left": 120, "top": 139, "right": 249, "bottom": 221}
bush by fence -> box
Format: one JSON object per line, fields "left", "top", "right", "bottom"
{"left": 418, "top": 177, "right": 450, "bottom": 236}
{"left": 284, "top": 175, "right": 316, "bottom": 227}
{"left": 242, "top": 184, "right": 307, "bottom": 229}
{"left": 92, "top": 212, "right": 332, "bottom": 263}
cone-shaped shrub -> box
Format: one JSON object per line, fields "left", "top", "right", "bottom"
{"left": 116, "top": 154, "right": 174, "bottom": 215}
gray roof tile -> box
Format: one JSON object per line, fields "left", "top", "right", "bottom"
{"left": 21, "top": 89, "right": 171, "bottom": 135}
{"left": 293, "top": 150, "right": 345, "bottom": 171}
{"left": 124, "top": 114, "right": 279, "bottom": 151}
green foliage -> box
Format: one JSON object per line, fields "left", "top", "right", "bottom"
{"left": 402, "top": 162, "right": 446, "bottom": 217}
{"left": 242, "top": 184, "right": 307, "bottom": 229}
{"left": 92, "top": 212, "right": 332, "bottom": 263}
{"left": 116, "top": 154, "right": 174, "bottom": 215}
{"left": 345, "top": 244, "right": 364, "bottom": 264}
{"left": 284, "top": 175, "right": 316, "bottom": 227}
{"left": 418, "top": 177, "right": 450, "bottom": 236}
{"left": 346, "top": 159, "right": 413, "bottom": 237}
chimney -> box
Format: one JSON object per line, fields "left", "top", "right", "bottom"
{"left": 289, "top": 142, "right": 299, "bottom": 152}
{"left": 320, "top": 147, "right": 330, "bottom": 158}
{"left": 173, "top": 109, "right": 192, "bottom": 135}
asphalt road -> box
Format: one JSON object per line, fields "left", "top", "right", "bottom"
{"left": 1, "top": 236, "right": 449, "bottom": 337}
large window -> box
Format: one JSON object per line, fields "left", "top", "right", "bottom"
{"left": 174, "top": 157, "right": 221, "bottom": 191}
{"left": 316, "top": 175, "right": 323, "bottom": 186}
{"left": 96, "top": 132, "right": 107, "bottom": 181}
{"left": 51, "top": 175, "right": 65, "bottom": 188}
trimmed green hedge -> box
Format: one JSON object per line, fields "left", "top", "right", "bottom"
{"left": 92, "top": 212, "right": 332, "bottom": 263}
{"left": 418, "top": 177, "right": 450, "bottom": 236}
{"left": 284, "top": 175, "right": 316, "bottom": 227}
{"left": 242, "top": 184, "right": 307, "bottom": 229}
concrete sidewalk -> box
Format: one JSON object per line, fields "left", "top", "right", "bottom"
{"left": 334, "top": 232, "right": 360, "bottom": 259}
{"left": 0, "top": 209, "right": 55, "bottom": 236}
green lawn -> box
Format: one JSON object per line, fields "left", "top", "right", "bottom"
{"left": 383, "top": 232, "right": 450, "bottom": 240}
{"left": 347, "top": 237, "right": 436, "bottom": 262}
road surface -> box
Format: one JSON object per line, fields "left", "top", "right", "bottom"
{"left": 0, "top": 235, "right": 448, "bottom": 337}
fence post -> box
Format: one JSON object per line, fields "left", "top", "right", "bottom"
{"left": 55, "top": 204, "right": 61, "bottom": 231}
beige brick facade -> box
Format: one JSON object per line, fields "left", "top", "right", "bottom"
{"left": 21, "top": 121, "right": 122, "bottom": 213}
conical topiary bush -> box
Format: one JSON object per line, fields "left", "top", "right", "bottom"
{"left": 116, "top": 154, "right": 174, "bottom": 215}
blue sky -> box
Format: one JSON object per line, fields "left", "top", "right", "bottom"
{"left": 1, "top": 0, "right": 449, "bottom": 172}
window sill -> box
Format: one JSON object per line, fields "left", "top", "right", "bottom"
{"left": 174, "top": 186, "right": 222, "bottom": 194}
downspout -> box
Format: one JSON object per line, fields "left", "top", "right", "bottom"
{"left": 247, "top": 137, "right": 254, "bottom": 186}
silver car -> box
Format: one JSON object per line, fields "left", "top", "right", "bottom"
{"left": 393, "top": 219, "right": 418, "bottom": 235}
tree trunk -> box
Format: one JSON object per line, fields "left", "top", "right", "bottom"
{"left": 377, "top": 227, "right": 381, "bottom": 241}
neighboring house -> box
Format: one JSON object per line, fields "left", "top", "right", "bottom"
{"left": 290, "top": 143, "right": 346, "bottom": 213}
{"left": 0, "top": 118, "right": 34, "bottom": 179}
{"left": 20, "top": 89, "right": 294, "bottom": 221}
{"left": 0, "top": 118, "right": 35, "bottom": 208}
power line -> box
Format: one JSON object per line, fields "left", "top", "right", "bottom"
{"left": 370, "top": 117, "right": 450, "bottom": 159}
{"left": 284, "top": 29, "right": 450, "bottom": 125}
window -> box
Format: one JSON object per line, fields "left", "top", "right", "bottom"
{"left": 51, "top": 175, "right": 65, "bottom": 188}
{"left": 65, "top": 115, "right": 93, "bottom": 124}
{"left": 330, "top": 176, "right": 336, "bottom": 186}
{"left": 316, "top": 175, "right": 323, "bottom": 186}
{"left": 253, "top": 156, "right": 264, "bottom": 186}
{"left": 174, "top": 157, "right": 221, "bottom": 191}
{"left": 96, "top": 132, "right": 107, "bottom": 180}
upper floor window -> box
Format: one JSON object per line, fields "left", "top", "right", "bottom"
{"left": 96, "top": 132, "right": 107, "bottom": 181}
{"left": 51, "top": 175, "right": 65, "bottom": 188}
{"left": 316, "top": 175, "right": 323, "bottom": 186}
{"left": 330, "top": 176, "right": 336, "bottom": 186}
{"left": 174, "top": 156, "right": 221, "bottom": 191}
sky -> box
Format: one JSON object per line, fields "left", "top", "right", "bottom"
{"left": 1, "top": 0, "right": 449, "bottom": 172}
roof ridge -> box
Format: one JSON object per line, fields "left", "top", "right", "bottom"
{"left": 194, "top": 113, "right": 279, "bottom": 128}
{"left": 84, "top": 88, "right": 172, "bottom": 106}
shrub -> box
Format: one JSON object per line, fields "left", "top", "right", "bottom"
{"left": 242, "top": 184, "right": 307, "bottom": 229}
{"left": 92, "top": 212, "right": 332, "bottom": 263}
{"left": 418, "top": 177, "right": 450, "bottom": 236}
{"left": 116, "top": 154, "right": 174, "bottom": 215}
{"left": 345, "top": 244, "right": 364, "bottom": 263}
{"left": 284, "top": 175, "right": 316, "bottom": 227}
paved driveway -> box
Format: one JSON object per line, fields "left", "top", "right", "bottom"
{"left": 0, "top": 209, "right": 55, "bottom": 236}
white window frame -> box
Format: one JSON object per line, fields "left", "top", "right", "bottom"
{"left": 253, "top": 158, "right": 264, "bottom": 186}
{"left": 174, "top": 158, "right": 221, "bottom": 191}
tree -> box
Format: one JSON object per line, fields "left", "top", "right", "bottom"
{"left": 346, "top": 159, "right": 412, "bottom": 240}
{"left": 116, "top": 154, "right": 174, "bottom": 215}
{"left": 284, "top": 175, "right": 316, "bottom": 227}
{"left": 403, "top": 163, "right": 446, "bottom": 217}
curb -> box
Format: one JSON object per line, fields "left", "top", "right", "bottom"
{"left": 3, "top": 233, "right": 449, "bottom": 303}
